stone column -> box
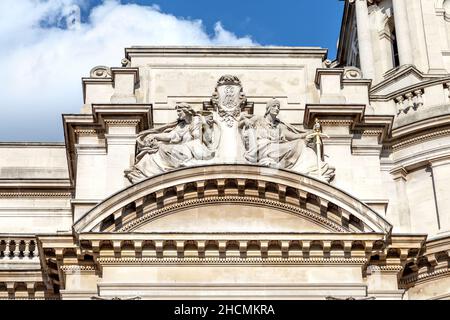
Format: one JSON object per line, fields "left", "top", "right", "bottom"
{"left": 392, "top": 0, "right": 413, "bottom": 66}
{"left": 353, "top": 0, "right": 375, "bottom": 79}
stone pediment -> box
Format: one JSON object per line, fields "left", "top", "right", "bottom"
{"left": 74, "top": 165, "right": 392, "bottom": 235}
{"left": 370, "top": 65, "right": 426, "bottom": 97}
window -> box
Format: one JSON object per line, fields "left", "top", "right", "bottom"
{"left": 391, "top": 28, "right": 400, "bottom": 68}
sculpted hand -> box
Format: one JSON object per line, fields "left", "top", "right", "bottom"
{"left": 144, "top": 137, "right": 155, "bottom": 146}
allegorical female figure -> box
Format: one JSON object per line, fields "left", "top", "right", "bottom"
{"left": 126, "top": 103, "right": 217, "bottom": 183}
{"left": 239, "top": 98, "right": 308, "bottom": 168}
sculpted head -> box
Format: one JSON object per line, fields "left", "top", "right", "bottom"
{"left": 265, "top": 98, "right": 281, "bottom": 117}
{"left": 175, "top": 102, "right": 197, "bottom": 121}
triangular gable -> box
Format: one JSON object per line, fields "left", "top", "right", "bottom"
{"left": 371, "top": 65, "right": 427, "bottom": 96}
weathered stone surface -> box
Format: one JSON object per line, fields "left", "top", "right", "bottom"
{"left": 2, "top": 0, "right": 450, "bottom": 300}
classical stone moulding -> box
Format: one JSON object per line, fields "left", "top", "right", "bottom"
{"left": 89, "top": 66, "right": 111, "bottom": 78}
{"left": 36, "top": 230, "right": 426, "bottom": 297}
{"left": 343, "top": 66, "right": 363, "bottom": 80}
{"left": 0, "top": 192, "right": 71, "bottom": 198}
{"left": 392, "top": 128, "right": 450, "bottom": 151}
{"left": 399, "top": 237, "right": 450, "bottom": 288}
{"left": 78, "top": 165, "right": 392, "bottom": 234}
{"left": 126, "top": 75, "right": 335, "bottom": 184}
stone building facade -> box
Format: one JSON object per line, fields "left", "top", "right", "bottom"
{"left": 1, "top": 0, "right": 450, "bottom": 300}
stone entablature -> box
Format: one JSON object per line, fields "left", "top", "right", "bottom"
{"left": 35, "top": 230, "right": 425, "bottom": 299}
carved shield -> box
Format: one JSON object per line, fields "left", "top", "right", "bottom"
{"left": 212, "top": 75, "right": 247, "bottom": 126}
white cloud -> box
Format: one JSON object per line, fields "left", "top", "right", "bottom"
{"left": 0, "top": 0, "right": 257, "bottom": 141}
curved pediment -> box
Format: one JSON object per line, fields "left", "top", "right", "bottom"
{"left": 73, "top": 165, "right": 392, "bottom": 234}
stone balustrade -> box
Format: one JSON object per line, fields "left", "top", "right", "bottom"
{"left": 399, "top": 237, "right": 450, "bottom": 289}
{"left": 0, "top": 236, "right": 46, "bottom": 300}
{"left": 395, "top": 88, "right": 424, "bottom": 115}
{"left": 0, "top": 237, "right": 39, "bottom": 260}
{"left": 371, "top": 78, "right": 450, "bottom": 121}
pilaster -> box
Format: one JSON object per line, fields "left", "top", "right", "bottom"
{"left": 390, "top": 167, "right": 412, "bottom": 232}
{"left": 315, "top": 69, "right": 346, "bottom": 103}
{"left": 429, "top": 156, "right": 450, "bottom": 233}
{"left": 366, "top": 264, "right": 405, "bottom": 299}
{"left": 104, "top": 119, "right": 140, "bottom": 195}
{"left": 110, "top": 68, "right": 139, "bottom": 103}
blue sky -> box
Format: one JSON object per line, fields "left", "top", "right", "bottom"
{"left": 82, "top": 0, "right": 345, "bottom": 58}
{"left": 0, "top": 0, "right": 344, "bottom": 141}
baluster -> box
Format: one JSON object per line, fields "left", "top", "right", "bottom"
{"left": 405, "top": 92, "right": 414, "bottom": 112}
{"left": 23, "top": 240, "right": 30, "bottom": 258}
{"left": 395, "top": 96, "right": 405, "bottom": 115}
{"left": 13, "top": 240, "right": 21, "bottom": 258}
{"left": 445, "top": 82, "right": 450, "bottom": 102}
{"left": 33, "top": 241, "right": 39, "bottom": 258}
{"left": 3, "top": 240, "right": 10, "bottom": 258}
{"left": 414, "top": 90, "right": 423, "bottom": 109}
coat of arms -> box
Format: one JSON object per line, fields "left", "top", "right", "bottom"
{"left": 211, "top": 75, "right": 247, "bottom": 127}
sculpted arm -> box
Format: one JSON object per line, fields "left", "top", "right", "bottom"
{"left": 283, "top": 129, "right": 307, "bottom": 141}
{"left": 151, "top": 132, "right": 173, "bottom": 142}
{"left": 238, "top": 113, "right": 257, "bottom": 129}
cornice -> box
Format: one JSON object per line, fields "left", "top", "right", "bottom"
{"left": 125, "top": 46, "right": 328, "bottom": 60}
{"left": 391, "top": 114, "right": 450, "bottom": 139}
{"left": 96, "top": 257, "right": 369, "bottom": 265}
{"left": 392, "top": 128, "right": 450, "bottom": 151}
{"left": 303, "top": 104, "right": 365, "bottom": 128}
{"left": 0, "top": 180, "right": 71, "bottom": 192}
{"left": 110, "top": 67, "right": 139, "bottom": 85}
{"left": 304, "top": 106, "right": 392, "bottom": 143}
{"left": 91, "top": 104, "right": 152, "bottom": 130}
{"left": 0, "top": 192, "right": 72, "bottom": 198}
{"left": 399, "top": 235, "right": 450, "bottom": 288}
{"left": 73, "top": 129, "right": 99, "bottom": 136}
{"left": 400, "top": 267, "right": 450, "bottom": 287}
{"left": 389, "top": 146, "right": 450, "bottom": 173}
{"left": 36, "top": 230, "right": 427, "bottom": 296}
{"left": 60, "top": 265, "right": 97, "bottom": 274}
{"left": 103, "top": 119, "right": 141, "bottom": 126}
{"left": 314, "top": 68, "right": 344, "bottom": 86}
{"left": 372, "top": 76, "right": 450, "bottom": 101}
{"left": 319, "top": 120, "right": 354, "bottom": 126}
{"left": 0, "top": 142, "right": 65, "bottom": 148}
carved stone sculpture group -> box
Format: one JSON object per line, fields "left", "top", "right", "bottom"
{"left": 125, "top": 75, "right": 335, "bottom": 184}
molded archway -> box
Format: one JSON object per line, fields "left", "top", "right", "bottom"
{"left": 73, "top": 165, "right": 392, "bottom": 235}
